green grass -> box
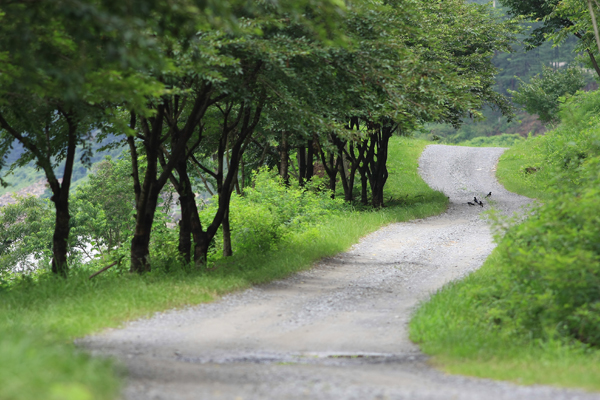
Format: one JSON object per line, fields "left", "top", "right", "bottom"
{"left": 458, "top": 133, "right": 525, "bottom": 148}
{"left": 0, "top": 136, "right": 447, "bottom": 400}
{"left": 410, "top": 249, "right": 600, "bottom": 392}
{"left": 495, "top": 135, "right": 555, "bottom": 200}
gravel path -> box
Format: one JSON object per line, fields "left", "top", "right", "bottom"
{"left": 81, "top": 145, "right": 599, "bottom": 400}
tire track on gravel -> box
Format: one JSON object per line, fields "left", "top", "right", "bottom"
{"left": 81, "top": 145, "right": 600, "bottom": 400}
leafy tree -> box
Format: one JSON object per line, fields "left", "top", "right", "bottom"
{"left": 509, "top": 66, "right": 587, "bottom": 124}
{"left": 0, "top": 1, "right": 167, "bottom": 276}
{"left": 499, "top": 0, "right": 600, "bottom": 77}
{"left": 0, "top": 196, "right": 54, "bottom": 276}
{"left": 71, "top": 157, "right": 135, "bottom": 255}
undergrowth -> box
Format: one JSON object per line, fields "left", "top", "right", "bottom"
{"left": 0, "top": 136, "right": 447, "bottom": 400}
{"left": 410, "top": 90, "right": 600, "bottom": 391}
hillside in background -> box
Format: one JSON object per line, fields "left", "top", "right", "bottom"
{"left": 420, "top": 0, "right": 598, "bottom": 143}
{"left": 0, "top": 136, "right": 123, "bottom": 203}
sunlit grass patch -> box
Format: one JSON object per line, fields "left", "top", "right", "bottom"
{"left": 496, "top": 136, "right": 555, "bottom": 200}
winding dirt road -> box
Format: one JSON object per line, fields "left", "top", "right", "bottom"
{"left": 82, "top": 145, "right": 599, "bottom": 400}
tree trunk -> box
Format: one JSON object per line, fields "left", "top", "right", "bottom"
{"left": 130, "top": 191, "right": 160, "bottom": 273}
{"left": 51, "top": 195, "right": 70, "bottom": 277}
{"left": 587, "top": 49, "right": 600, "bottom": 79}
{"left": 189, "top": 93, "right": 266, "bottom": 265}
{"left": 222, "top": 206, "right": 232, "bottom": 257}
{"left": 177, "top": 201, "right": 192, "bottom": 264}
{"left": 49, "top": 118, "right": 78, "bottom": 277}
{"left": 176, "top": 169, "right": 209, "bottom": 268}
{"left": 369, "top": 124, "right": 393, "bottom": 208}
{"left": 297, "top": 144, "right": 306, "bottom": 186}
{"left": 360, "top": 168, "right": 368, "bottom": 205}
{"left": 279, "top": 131, "right": 289, "bottom": 184}
{"left": 306, "top": 137, "right": 315, "bottom": 181}
{"left": 338, "top": 149, "right": 352, "bottom": 202}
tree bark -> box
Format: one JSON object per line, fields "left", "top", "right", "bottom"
{"left": 49, "top": 119, "right": 77, "bottom": 277}
{"left": 360, "top": 168, "right": 369, "bottom": 205}
{"left": 368, "top": 123, "right": 394, "bottom": 208}
{"left": 187, "top": 93, "right": 266, "bottom": 265}
{"left": 130, "top": 191, "right": 160, "bottom": 273}
{"left": 222, "top": 206, "right": 232, "bottom": 257}
{"left": 587, "top": 0, "right": 600, "bottom": 55}
{"left": 279, "top": 131, "right": 289, "bottom": 185}
{"left": 306, "top": 137, "right": 315, "bottom": 181}
{"left": 315, "top": 135, "right": 339, "bottom": 198}
{"left": 175, "top": 161, "right": 193, "bottom": 263}
{"left": 587, "top": 49, "right": 600, "bottom": 79}
{"left": 297, "top": 144, "right": 306, "bottom": 186}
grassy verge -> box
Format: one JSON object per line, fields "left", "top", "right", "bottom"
{"left": 0, "top": 137, "right": 447, "bottom": 400}
{"left": 410, "top": 249, "right": 600, "bottom": 392}
{"left": 495, "top": 135, "right": 554, "bottom": 200}
{"left": 410, "top": 128, "right": 600, "bottom": 391}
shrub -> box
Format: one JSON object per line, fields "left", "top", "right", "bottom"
{"left": 488, "top": 155, "right": 600, "bottom": 346}
{"left": 201, "top": 168, "right": 347, "bottom": 259}
{"left": 509, "top": 66, "right": 587, "bottom": 124}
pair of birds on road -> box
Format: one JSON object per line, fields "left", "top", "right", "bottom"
{"left": 467, "top": 192, "right": 491, "bottom": 207}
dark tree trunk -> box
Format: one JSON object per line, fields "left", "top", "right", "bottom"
{"left": 49, "top": 114, "right": 78, "bottom": 277}
{"left": 360, "top": 168, "right": 369, "bottom": 205}
{"left": 588, "top": 49, "right": 600, "bottom": 79}
{"left": 51, "top": 187, "right": 71, "bottom": 277}
{"left": 174, "top": 163, "right": 208, "bottom": 268}
{"left": 368, "top": 123, "right": 394, "bottom": 208}
{"left": 337, "top": 148, "right": 352, "bottom": 202}
{"left": 297, "top": 144, "right": 306, "bottom": 186}
{"left": 222, "top": 206, "right": 232, "bottom": 257}
{"left": 279, "top": 131, "right": 289, "bottom": 184}
{"left": 188, "top": 92, "right": 266, "bottom": 265}
{"left": 176, "top": 162, "right": 193, "bottom": 263}
{"left": 130, "top": 112, "right": 162, "bottom": 274}
{"left": 130, "top": 192, "right": 160, "bottom": 273}
{"left": 306, "top": 137, "right": 315, "bottom": 181}
{"left": 315, "top": 135, "right": 339, "bottom": 198}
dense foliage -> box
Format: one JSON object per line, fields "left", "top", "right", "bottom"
{"left": 510, "top": 66, "right": 587, "bottom": 124}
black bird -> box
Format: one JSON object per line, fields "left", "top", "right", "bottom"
{"left": 467, "top": 202, "right": 476, "bottom": 206}
{"left": 485, "top": 192, "right": 492, "bottom": 198}
{"left": 474, "top": 196, "right": 483, "bottom": 206}
{"left": 479, "top": 201, "right": 484, "bottom": 207}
